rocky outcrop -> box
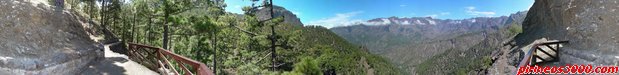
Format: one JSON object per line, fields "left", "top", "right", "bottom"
{"left": 254, "top": 5, "right": 304, "bottom": 26}
{"left": 0, "top": 0, "right": 102, "bottom": 74}
{"left": 490, "top": 0, "right": 619, "bottom": 74}
{"left": 517, "top": 0, "right": 619, "bottom": 66}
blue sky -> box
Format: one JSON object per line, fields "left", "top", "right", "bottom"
{"left": 225, "top": 0, "right": 534, "bottom": 28}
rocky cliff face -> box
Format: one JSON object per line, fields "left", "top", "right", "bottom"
{"left": 0, "top": 0, "right": 101, "bottom": 74}
{"left": 490, "top": 0, "right": 619, "bottom": 74}
{"left": 517, "top": 0, "right": 619, "bottom": 52}
{"left": 517, "top": 0, "right": 619, "bottom": 63}
{"left": 254, "top": 5, "right": 304, "bottom": 26}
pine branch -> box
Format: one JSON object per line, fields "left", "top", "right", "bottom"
{"left": 256, "top": 52, "right": 272, "bottom": 63}
{"left": 229, "top": 23, "right": 260, "bottom": 36}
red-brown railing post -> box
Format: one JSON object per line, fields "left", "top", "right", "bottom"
{"left": 127, "top": 43, "right": 215, "bottom": 75}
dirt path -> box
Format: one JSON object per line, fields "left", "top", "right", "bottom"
{"left": 80, "top": 43, "right": 159, "bottom": 75}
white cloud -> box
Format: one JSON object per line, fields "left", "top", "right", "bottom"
{"left": 308, "top": 11, "right": 365, "bottom": 28}
{"left": 375, "top": 19, "right": 392, "bottom": 25}
{"left": 401, "top": 21, "right": 410, "bottom": 25}
{"left": 465, "top": 6, "right": 496, "bottom": 17}
{"left": 449, "top": 20, "right": 462, "bottom": 24}
{"left": 470, "top": 19, "right": 477, "bottom": 23}
{"left": 425, "top": 12, "right": 450, "bottom": 18}
{"left": 427, "top": 19, "right": 436, "bottom": 25}
{"left": 425, "top": 14, "right": 439, "bottom": 18}
{"left": 308, "top": 11, "right": 400, "bottom": 28}
{"left": 353, "top": 18, "right": 393, "bottom": 25}
{"left": 414, "top": 20, "right": 425, "bottom": 25}
{"left": 291, "top": 11, "right": 302, "bottom": 16}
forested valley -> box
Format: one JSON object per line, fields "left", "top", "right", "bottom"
{"left": 58, "top": 0, "right": 402, "bottom": 74}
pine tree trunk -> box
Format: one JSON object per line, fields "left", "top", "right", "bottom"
{"left": 131, "top": 11, "right": 137, "bottom": 42}
{"left": 268, "top": 0, "right": 277, "bottom": 71}
{"left": 100, "top": 0, "right": 105, "bottom": 33}
{"left": 212, "top": 33, "right": 217, "bottom": 74}
{"left": 146, "top": 18, "right": 152, "bottom": 44}
{"left": 162, "top": 0, "right": 170, "bottom": 50}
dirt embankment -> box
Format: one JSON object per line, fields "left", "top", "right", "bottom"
{"left": 0, "top": 0, "right": 102, "bottom": 74}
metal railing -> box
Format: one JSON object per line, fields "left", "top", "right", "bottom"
{"left": 517, "top": 41, "right": 569, "bottom": 68}
{"left": 127, "top": 43, "right": 214, "bottom": 75}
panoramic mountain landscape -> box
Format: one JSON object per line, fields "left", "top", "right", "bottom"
{"left": 2, "top": 0, "right": 619, "bottom": 75}
{"left": 330, "top": 11, "right": 527, "bottom": 74}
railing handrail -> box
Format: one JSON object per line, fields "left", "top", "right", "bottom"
{"left": 516, "top": 41, "right": 569, "bottom": 68}
{"left": 128, "top": 43, "right": 214, "bottom": 75}
{"left": 536, "top": 41, "right": 569, "bottom": 45}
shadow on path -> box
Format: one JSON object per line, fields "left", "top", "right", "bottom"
{"left": 80, "top": 57, "right": 128, "bottom": 75}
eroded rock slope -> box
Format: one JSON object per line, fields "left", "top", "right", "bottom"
{"left": 0, "top": 0, "right": 101, "bottom": 74}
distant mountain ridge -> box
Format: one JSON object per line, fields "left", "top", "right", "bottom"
{"left": 329, "top": 11, "right": 527, "bottom": 74}
{"left": 331, "top": 11, "right": 526, "bottom": 54}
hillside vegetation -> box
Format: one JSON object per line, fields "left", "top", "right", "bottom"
{"left": 53, "top": 0, "right": 402, "bottom": 74}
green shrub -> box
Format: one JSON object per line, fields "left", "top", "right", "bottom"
{"left": 482, "top": 56, "right": 493, "bottom": 69}
{"left": 282, "top": 71, "right": 303, "bottom": 75}
{"left": 292, "top": 57, "right": 322, "bottom": 75}
{"left": 455, "top": 68, "right": 469, "bottom": 75}
{"left": 508, "top": 23, "right": 523, "bottom": 35}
